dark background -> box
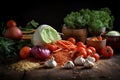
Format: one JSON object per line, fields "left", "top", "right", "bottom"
{"left": 0, "top": 0, "right": 120, "bottom": 32}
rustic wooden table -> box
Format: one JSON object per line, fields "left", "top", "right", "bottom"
{"left": 0, "top": 53, "right": 120, "bottom": 80}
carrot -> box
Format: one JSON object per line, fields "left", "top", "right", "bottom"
{"left": 56, "top": 40, "right": 70, "bottom": 50}
{"left": 22, "top": 29, "right": 36, "bottom": 34}
{"left": 53, "top": 48, "right": 62, "bottom": 53}
{"left": 22, "top": 36, "right": 32, "bottom": 40}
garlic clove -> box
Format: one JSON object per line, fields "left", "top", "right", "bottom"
{"left": 74, "top": 55, "right": 85, "bottom": 66}
{"left": 44, "top": 56, "right": 57, "bottom": 68}
{"left": 84, "top": 59, "right": 94, "bottom": 68}
{"left": 62, "top": 61, "right": 74, "bottom": 69}
{"left": 86, "top": 55, "right": 95, "bottom": 62}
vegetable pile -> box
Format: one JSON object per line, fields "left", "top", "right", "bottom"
{"left": 0, "top": 20, "right": 37, "bottom": 63}
{"left": 0, "top": 19, "right": 115, "bottom": 71}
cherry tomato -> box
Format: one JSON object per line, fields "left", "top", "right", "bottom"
{"left": 89, "top": 37, "right": 98, "bottom": 41}
{"left": 97, "top": 36, "right": 103, "bottom": 40}
{"left": 76, "top": 41, "right": 86, "bottom": 48}
{"left": 87, "top": 46, "right": 96, "bottom": 53}
{"left": 86, "top": 48, "right": 93, "bottom": 56}
{"left": 19, "top": 46, "right": 31, "bottom": 59}
{"left": 45, "top": 43, "right": 58, "bottom": 52}
{"left": 67, "top": 37, "right": 76, "bottom": 44}
{"left": 90, "top": 53, "right": 100, "bottom": 62}
{"left": 6, "top": 20, "right": 17, "bottom": 28}
{"left": 101, "top": 46, "right": 114, "bottom": 58}
{"left": 75, "top": 47, "right": 87, "bottom": 58}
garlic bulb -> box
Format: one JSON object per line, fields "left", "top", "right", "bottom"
{"left": 74, "top": 55, "right": 85, "bottom": 66}
{"left": 84, "top": 59, "right": 94, "bottom": 68}
{"left": 86, "top": 55, "right": 95, "bottom": 62}
{"left": 44, "top": 57, "right": 57, "bottom": 68}
{"left": 62, "top": 61, "right": 74, "bottom": 69}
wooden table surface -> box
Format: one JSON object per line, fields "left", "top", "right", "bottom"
{"left": 0, "top": 53, "right": 120, "bottom": 80}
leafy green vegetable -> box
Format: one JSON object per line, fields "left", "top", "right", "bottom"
{"left": 79, "top": 8, "right": 91, "bottom": 26}
{"left": 32, "top": 24, "right": 61, "bottom": 46}
{"left": 0, "top": 37, "right": 17, "bottom": 61}
{"left": 89, "top": 8, "right": 114, "bottom": 31}
{"left": 0, "top": 37, "right": 33, "bottom": 63}
{"left": 20, "top": 19, "right": 39, "bottom": 31}
{"left": 26, "top": 19, "right": 39, "bottom": 28}
{"left": 63, "top": 7, "right": 114, "bottom": 31}
{"left": 64, "top": 10, "right": 90, "bottom": 29}
{"left": 0, "top": 22, "right": 6, "bottom": 37}
{"left": 64, "top": 12, "right": 80, "bottom": 29}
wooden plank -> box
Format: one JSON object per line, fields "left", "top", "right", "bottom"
{"left": 0, "top": 65, "right": 24, "bottom": 80}
{"left": 0, "top": 54, "right": 120, "bottom": 80}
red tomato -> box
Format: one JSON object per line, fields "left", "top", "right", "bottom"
{"left": 90, "top": 37, "right": 98, "bottom": 41}
{"left": 75, "top": 47, "right": 87, "bottom": 58}
{"left": 97, "top": 36, "right": 103, "bottom": 41}
{"left": 90, "top": 53, "right": 100, "bottom": 62}
{"left": 19, "top": 46, "right": 31, "bottom": 59}
{"left": 67, "top": 37, "right": 76, "bottom": 44}
{"left": 87, "top": 46, "right": 96, "bottom": 53}
{"left": 76, "top": 41, "right": 86, "bottom": 48}
{"left": 86, "top": 48, "right": 93, "bottom": 56}
{"left": 101, "top": 46, "right": 114, "bottom": 58}
{"left": 45, "top": 43, "right": 58, "bottom": 52}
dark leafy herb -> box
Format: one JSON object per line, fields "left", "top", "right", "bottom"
{"left": 89, "top": 7, "right": 114, "bottom": 31}
{"left": 0, "top": 22, "right": 6, "bottom": 37}
{"left": 64, "top": 10, "right": 90, "bottom": 29}
{"left": 20, "top": 19, "right": 39, "bottom": 31}
{"left": 0, "top": 37, "right": 33, "bottom": 63}
{"left": 79, "top": 8, "right": 91, "bottom": 26}
{"left": 0, "top": 37, "right": 17, "bottom": 61}
{"left": 26, "top": 19, "right": 39, "bottom": 28}
{"left": 64, "top": 12, "right": 80, "bottom": 29}
{"left": 63, "top": 7, "right": 114, "bottom": 31}
{"left": 15, "top": 39, "right": 33, "bottom": 51}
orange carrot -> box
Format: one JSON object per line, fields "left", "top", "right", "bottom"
{"left": 56, "top": 40, "right": 70, "bottom": 50}
{"left": 53, "top": 48, "right": 62, "bottom": 53}
{"left": 22, "top": 29, "right": 36, "bottom": 34}
{"left": 22, "top": 36, "right": 32, "bottom": 40}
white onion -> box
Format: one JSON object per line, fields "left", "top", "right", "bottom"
{"left": 106, "top": 31, "right": 120, "bottom": 36}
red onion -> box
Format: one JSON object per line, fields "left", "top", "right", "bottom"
{"left": 4, "top": 20, "right": 23, "bottom": 40}
{"left": 4, "top": 26, "right": 23, "bottom": 40}
{"left": 31, "top": 46, "right": 51, "bottom": 60}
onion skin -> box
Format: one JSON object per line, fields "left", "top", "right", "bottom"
{"left": 4, "top": 26, "right": 23, "bottom": 40}
{"left": 31, "top": 46, "right": 51, "bottom": 60}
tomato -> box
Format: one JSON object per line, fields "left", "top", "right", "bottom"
{"left": 67, "top": 37, "right": 76, "bottom": 44}
{"left": 19, "top": 46, "right": 31, "bottom": 59}
{"left": 6, "top": 20, "right": 17, "bottom": 28}
{"left": 87, "top": 46, "right": 96, "bottom": 53}
{"left": 89, "top": 37, "right": 98, "bottom": 41}
{"left": 86, "top": 48, "right": 93, "bottom": 56}
{"left": 75, "top": 47, "right": 87, "bottom": 58}
{"left": 90, "top": 53, "right": 100, "bottom": 62}
{"left": 76, "top": 41, "right": 86, "bottom": 48}
{"left": 45, "top": 43, "right": 58, "bottom": 52}
{"left": 101, "top": 46, "right": 114, "bottom": 58}
{"left": 97, "top": 36, "right": 102, "bottom": 40}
